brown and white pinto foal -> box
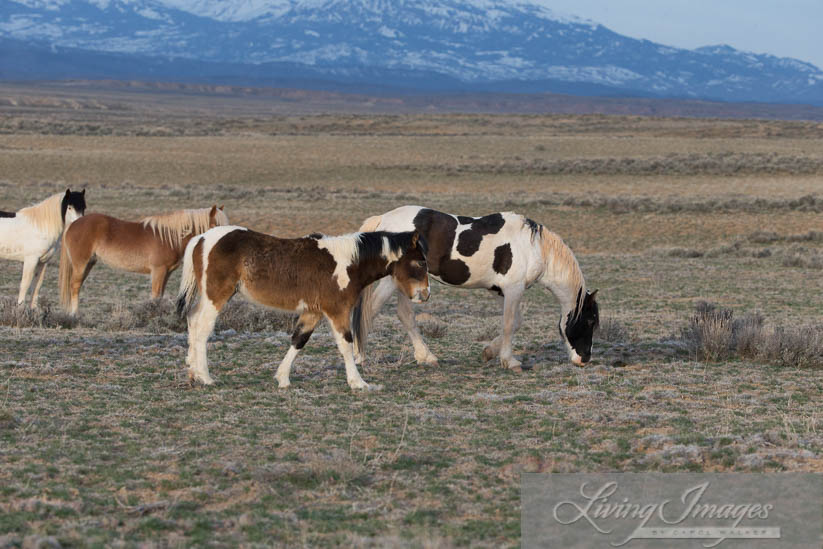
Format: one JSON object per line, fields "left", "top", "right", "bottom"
{"left": 176, "top": 226, "right": 429, "bottom": 390}
{"left": 59, "top": 206, "right": 229, "bottom": 315}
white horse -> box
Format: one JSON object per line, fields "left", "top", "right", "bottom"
{"left": 0, "top": 190, "right": 86, "bottom": 308}
{"left": 352, "top": 205, "right": 598, "bottom": 371}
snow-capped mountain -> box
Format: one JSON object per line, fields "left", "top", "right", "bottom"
{"left": 2, "top": 0, "right": 822, "bottom": 104}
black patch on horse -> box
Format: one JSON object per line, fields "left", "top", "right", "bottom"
{"left": 292, "top": 327, "right": 314, "bottom": 349}
{"left": 456, "top": 213, "right": 505, "bottom": 256}
{"left": 489, "top": 285, "right": 503, "bottom": 296}
{"left": 456, "top": 215, "right": 475, "bottom": 225}
{"left": 439, "top": 258, "right": 470, "bottom": 285}
{"left": 564, "top": 290, "right": 600, "bottom": 363}
{"left": 412, "top": 208, "right": 471, "bottom": 285}
{"left": 60, "top": 189, "right": 87, "bottom": 224}
{"left": 0, "top": 211, "right": 15, "bottom": 218}
{"left": 307, "top": 232, "right": 323, "bottom": 240}
{"left": 492, "top": 243, "right": 513, "bottom": 275}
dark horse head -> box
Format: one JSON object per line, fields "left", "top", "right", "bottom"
{"left": 61, "top": 189, "right": 86, "bottom": 225}
{"left": 386, "top": 230, "right": 430, "bottom": 304}
{"left": 561, "top": 289, "right": 599, "bottom": 366}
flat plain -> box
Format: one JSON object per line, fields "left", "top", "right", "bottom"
{"left": 1, "top": 83, "right": 823, "bottom": 547}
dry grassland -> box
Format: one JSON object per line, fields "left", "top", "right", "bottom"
{"left": 1, "top": 86, "right": 823, "bottom": 547}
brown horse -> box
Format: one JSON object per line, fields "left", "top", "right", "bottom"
{"left": 59, "top": 206, "right": 229, "bottom": 315}
{"left": 176, "top": 225, "right": 430, "bottom": 390}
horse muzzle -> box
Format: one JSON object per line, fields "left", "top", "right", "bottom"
{"left": 411, "top": 287, "right": 430, "bottom": 304}
{"left": 570, "top": 351, "right": 590, "bottom": 367}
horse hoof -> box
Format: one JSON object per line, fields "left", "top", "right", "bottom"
{"left": 188, "top": 369, "right": 214, "bottom": 385}
{"left": 416, "top": 353, "right": 439, "bottom": 367}
{"left": 501, "top": 358, "right": 523, "bottom": 372}
{"left": 482, "top": 346, "right": 497, "bottom": 362}
{"left": 348, "top": 379, "right": 369, "bottom": 390}
{"left": 277, "top": 381, "right": 291, "bottom": 389}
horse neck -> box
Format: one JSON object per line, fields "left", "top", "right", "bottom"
{"left": 20, "top": 193, "right": 64, "bottom": 239}
{"left": 353, "top": 254, "right": 394, "bottom": 289}
{"left": 176, "top": 230, "right": 200, "bottom": 253}
{"left": 536, "top": 229, "right": 585, "bottom": 317}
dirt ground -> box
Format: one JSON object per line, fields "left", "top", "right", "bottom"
{"left": 1, "top": 85, "right": 823, "bottom": 547}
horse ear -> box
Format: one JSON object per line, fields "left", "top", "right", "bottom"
{"left": 65, "top": 189, "right": 71, "bottom": 197}
{"left": 410, "top": 230, "right": 419, "bottom": 248}
{"left": 587, "top": 289, "right": 599, "bottom": 301}
{"left": 81, "top": 189, "right": 86, "bottom": 196}
{"left": 218, "top": 205, "right": 224, "bottom": 211}
{"left": 209, "top": 205, "right": 217, "bottom": 216}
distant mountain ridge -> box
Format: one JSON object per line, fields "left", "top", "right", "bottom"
{"left": 2, "top": 0, "right": 822, "bottom": 105}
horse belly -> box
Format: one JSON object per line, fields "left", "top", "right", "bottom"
{"left": 238, "top": 280, "right": 308, "bottom": 313}
{"left": 95, "top": 246, "right": 151, "bottom": 274}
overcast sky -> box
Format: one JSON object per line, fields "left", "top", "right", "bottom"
{"left": 541, "top": 0, "right": 822, "bottom": 69}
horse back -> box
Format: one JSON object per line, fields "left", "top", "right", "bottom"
{"left": 65, "top": 213, "right": 175, "bottom": 271}
{"left": 210, "top": 229, "right": 345, "bottom": 312}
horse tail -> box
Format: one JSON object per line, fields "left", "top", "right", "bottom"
{"left": 352, "top": 285, "right": 374, "bottom": 359}
{"left": 58, "top": 229, "right": 73, "bottom": 311}
{"left": 352, "top": 214, "right": 384, "bottom": 359}
{"left": 176, "top": 236, "right": 202, "bottom": 317}
{"left": 358, "top": 214, "right": 383, "bottom": 233}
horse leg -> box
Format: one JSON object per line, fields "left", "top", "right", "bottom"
{"left": 497, "top": 284, "right": 526, "bottom": 372}
{"left": 188, "top": 298, "right": 221, "bottom": 385}
{"left": 275, "top": 311, "right": 321, "bottom": 388}
{"left": 353, "top": 276, "right": 396, "bottom": 364}
{"left": 483, "top": 294, "right": 522, "bottom": 361}
{"left": 150, "top": 266, "right": 171, "bottom": 299}
{"left": 69, "top": 256, "right": 96, "bottom": 316}
{"left": 396, "top": 294, "right": 439, "bottom": 366}
{"left": 17, "top": 257, "right": 38, "bottom": 306}
{"left": 328, "top": 313, "right": 369, "bottom": 390}
{"left": 29, "top": 260, "right": 48, "bottom": 309}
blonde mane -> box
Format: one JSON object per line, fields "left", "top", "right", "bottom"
{"left": 142, "top": 208, "right": 228, "bottom": 250}
{"left": 19, "top": 192, "right": 65, "bottom": 238}
{"left": 536, "top": 223, "right": 586, "bottom": 316}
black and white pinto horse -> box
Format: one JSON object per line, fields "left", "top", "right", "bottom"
{"left": 353, "top": 205, "right": 598, "bottom": 371}
{"left": 0, "top": 190, "right": 86, "bottom": 308}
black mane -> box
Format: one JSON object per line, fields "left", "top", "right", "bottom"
{"left": 356, "top": 231, "right": 428, "bottom": 262}
{"left": 524, "top": 217, "right": 542, "bottom": 241}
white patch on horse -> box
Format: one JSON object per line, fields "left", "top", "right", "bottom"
{"left": 380, "top": 236, "right": 402, "bottom": 263}
{"left": 200, "top": 225, "right": 248, "bottom": 297}
{"left": 316, "top": 234, "right": 360, "bottom": 291}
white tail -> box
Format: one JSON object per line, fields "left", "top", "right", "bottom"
{"left": 176, "top": 235, "right": 202, "bottom": 317}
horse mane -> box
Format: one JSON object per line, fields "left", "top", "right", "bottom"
{"left": 532, "top": 220, "right": 586, "bottom": 317}
{"left": 358, "top": 231, "right": 424, "bottom": 263}
{"left": 18, "top": 192, "right": 65, "bottom": 237}
{"left": 141, "top": 208, "right": 228, "bottom": 250}
{"left": 315, "top": 231, "right": 421, "bottom": 266}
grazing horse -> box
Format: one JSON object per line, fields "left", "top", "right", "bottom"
{"left": 59, "top": 206, "right": 229, "bottom": 315}
{"left": 176, "top": 226, "right": 430, "bottom": 390}
{"left": 353, "top": 205, "right": 599, "bottom": 371}
{"left": 0, "top": 189, "right": 86, "bottom": 308}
